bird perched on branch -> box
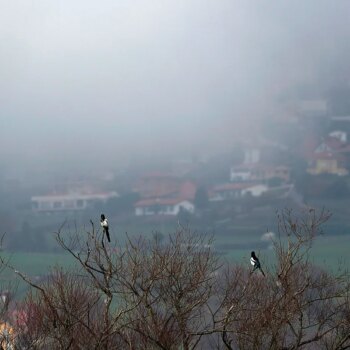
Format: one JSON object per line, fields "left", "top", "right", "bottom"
{"left": 100, "top": 214, "right": 110, "bottom": 242}
{"left": 250, "top": 251, "right": 265, "bottom": 276}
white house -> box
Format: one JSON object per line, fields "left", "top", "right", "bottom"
{"left": 209, "top": 183, "right": 268, "bottom": 202}
{"left": 230, "top": 166, "right": 252, "bottom": 182}
{"left": 241, "top": 184, "right": 268, "bottom": 197}
{"left": 329, "top": 130, "right": 347, "bottom": 143}
{"left": 230, "top": 164, "right": 290, "bottom": 183}
{"left": 31, "top": 191, "right": 119, "bottom": 212}
{"left": 135, "top": 198, "right": 194, "bottom": 216}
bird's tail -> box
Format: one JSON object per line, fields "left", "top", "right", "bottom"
{"left": 105, "top": 228, "right": 111, "bottom": 243}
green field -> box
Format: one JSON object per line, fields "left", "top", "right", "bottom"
{"left": 0, "top": 252, "right": 76, "bottom": 297}
{"left": 2, "top": 226, "right": 348, "bottom": 290}
{"left": 3, "top": 201, "right": 350, "bottom": 298}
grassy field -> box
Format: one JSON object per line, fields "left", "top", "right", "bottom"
{"left": 1, "top": 230, "right": 347, "bottom": 298}
{"left": 4, "top": 201, "right": 350, "bottom": 299}
{"left": 220, "top": 234, "right": 350, "bottom": 271}
{"left": 0, "top": 251, "right": 76, "bottom": 297}
{"left": 2, "top": 223, "right": 348, "bottom": 280}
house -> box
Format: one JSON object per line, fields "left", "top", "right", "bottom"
{"left": 329, "top": 130, "right": 347, "bottom": 143}
{"left": 230, "top": 164, "right": 290, "bottom": 183}
{"left": 31, "top": 191, "right": 119, "bottom": 212}
{"left": 135, "top": 198, "right": 194, "bottom": 216}
{"left": 132, "top": 173, "right": 197, "bottom": 216}
{"left": 242, "top": 184, "right": 269, "bottom": 197}
{"left": 134, "top": 175, "right": 197, "bottom": 201}
{"left": 307, "top": 152, "right": 348, "bottom": 176}
{"left": 210, "top": 183, "right": 251, "bottom": 201}
{"left": 307, "top": 134, "right": 350, "bottom": 175}
{"left": 229, "top": 166, "right": 252, "bottom": 182}
{"left": 314, "top": 136, "right": 346, "bottom": 154}
{"left": 209, "top": 183, "right": 268, "bottom": 202}
{"left": 134, "top": 173, "right": 181, "bottom": 199}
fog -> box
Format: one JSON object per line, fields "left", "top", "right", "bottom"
{"left": 1, "top": 0, "right": 350, "bottom": 180}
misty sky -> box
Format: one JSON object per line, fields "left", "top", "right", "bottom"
{"left": 1, "top": 0, "right": 350, "bottom": 176}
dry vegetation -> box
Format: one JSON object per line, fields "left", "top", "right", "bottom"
{"left": 0, "top": 208, "right": 350, "bottom": 349}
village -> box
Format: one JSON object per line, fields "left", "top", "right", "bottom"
{"left": 1, "top": 97, "right": 350, "bottom": 349}
{"left": 26, "top": 98, "right": 350, "bottom": 228}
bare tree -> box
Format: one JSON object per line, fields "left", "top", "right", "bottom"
{"left": 6, "top": 222, "right": 219, "bottom": 349}
{"left": 13, "top": 269, "right": 104, "bottom": 349}
{"left": 217, "top": 208, "right": 350, "bottom": 350}
{"left": 1, "top": 208, "right": 350, "bottom": 349}
{"left": 119, "top": 230, "right": 220, "bottom": 350}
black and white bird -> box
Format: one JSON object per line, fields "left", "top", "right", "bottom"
{"left": 100, "top": 214, "right": 111, "bottom": 242}
{"left": 250, "top": 251, "right": 265, "bottom": 276}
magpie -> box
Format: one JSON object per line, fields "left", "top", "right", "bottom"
{"left": 100, "top": 214, "right": 111, "bottom": 242}
{"left": 250, "top": 251, "right": 265, "bottom": 276}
